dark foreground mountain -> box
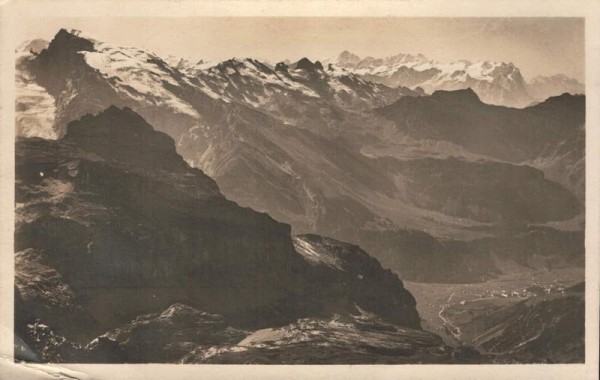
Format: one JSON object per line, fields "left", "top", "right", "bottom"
{"left": 15, "top": 106, "right": 466, "bottom": 364}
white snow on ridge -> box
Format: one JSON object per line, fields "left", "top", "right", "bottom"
{"left": 331, "top": 51, "right": 537, "bottom": 106}
{"left": 80, "top": 41, "right": 200, "bottom": 118}
{"left": 335, "top": 52, "right": 516, "bottom": 88}
{"left": 293, "top": 237, "right": 344, "bottom": 270}
{"left": 16, "top": 63, "right": 58, "bottom": 139}
{"left": 204, "top": 59, "right": 321, "bottom": 99}
{"left": 326, "top": 65, "right": 384, "bottom": 96}
{"left": 327, "top": 78, "right": 355, "bottom": 95}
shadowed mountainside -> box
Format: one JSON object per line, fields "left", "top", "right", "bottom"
{"left": 15, "top": 106, "right": 437, "bottom": 363}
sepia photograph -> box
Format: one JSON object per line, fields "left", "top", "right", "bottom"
{"left": 0, "top": 1, "right": 598, "bottom": 379}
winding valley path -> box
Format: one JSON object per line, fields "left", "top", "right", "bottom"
{"left": 438, "top": 292, "right": 462, "bottom": 343}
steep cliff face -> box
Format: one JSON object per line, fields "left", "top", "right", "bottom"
{"left": 15, "top": 106, "right": 423, "bottom": 362}
{"left": 293, "top": 234, "right": 420, "bottom": 327}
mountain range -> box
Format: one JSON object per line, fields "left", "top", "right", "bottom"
{"left": 13, "top": 29, "right": 585, "bottom": 363}
{"left": 15, "top": 29, "right": 585, "bottom": 282}
{"left": 332, "top": 50, "right": 584, "bottom": 108}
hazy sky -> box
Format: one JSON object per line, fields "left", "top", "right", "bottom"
{"left": 21, "top": 17, "right": 585, "bottom": 81}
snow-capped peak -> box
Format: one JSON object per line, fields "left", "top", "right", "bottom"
{"left": 330, "top": 51, "right": 532, "bottom": 107}
{"left": 336, "top": 50, "right": 361, "bottom": 66}
{"left": 78, "top": 39, "right": 201, "bottom": 118}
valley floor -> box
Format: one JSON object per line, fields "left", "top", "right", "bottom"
{"left": 405, "top": 267, "right": 585, "bottom": 362}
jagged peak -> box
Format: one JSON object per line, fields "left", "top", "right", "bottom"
{"left": 294, "top": 58, "right": 324, "bottom": 72}
{"left": 396, "top": 52, "right": 428, "bottom": 60}
{"left": 43, "top": 28, "right": 95, "bottom": 55}
{"left": 338, "top": 50, "right": 357, "bottom": 57}
{"left": 274, "top": 61, "right": 289, "bottom": 72}
{"left": 336, "top": 50, "right": 361, "bottom": 63}
{"left": 213, "top": 57, "right": 272, "bottom": 74}
{"left": 216, "top": 57, "right": 244, "bottom": 68}
{"left": 66, "top": 106, "right": 165, "bottom": 141}
{"left": 64, "top": 106, "right": 192, "bottom": 173}
{"left": 55, "top": 28, "right": 94, "bottom": 43}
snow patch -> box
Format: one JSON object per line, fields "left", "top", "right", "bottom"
{"left": 293, "top": 237, "right": 344, "bottom": 270}
{"left": 80, "top": 42, "right": 200, "bottom": 118}
{"left": 16, "top": 64, "right": 58, "bottom": 139}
